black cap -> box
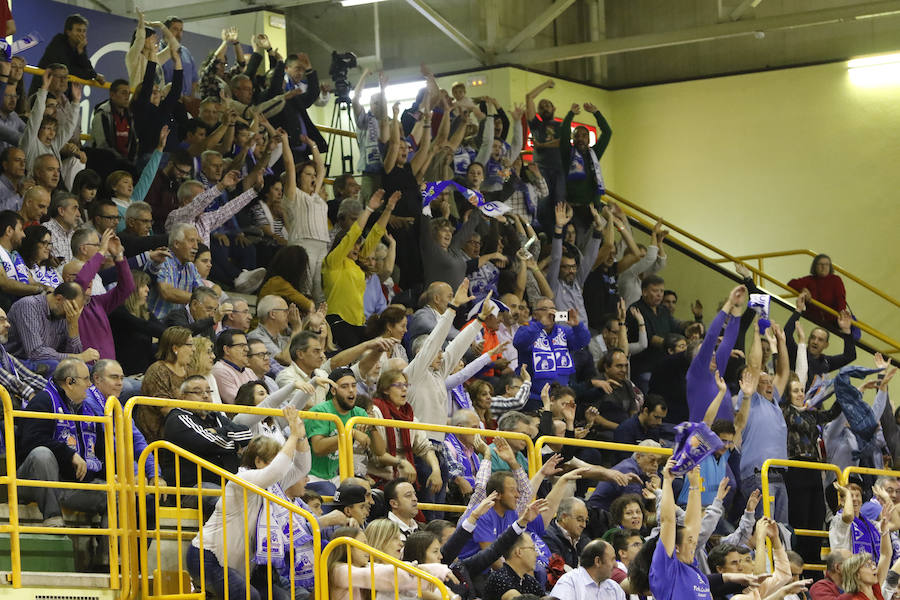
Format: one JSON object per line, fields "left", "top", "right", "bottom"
{"left": 329, "top": 367, "right": 355, "bottom": 383}
{"left": 331, "top": 483, "right": 368, "bottom": 508}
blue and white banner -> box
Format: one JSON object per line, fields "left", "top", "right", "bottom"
{"left": 421, "top": 180, "right": 511, "bottom": 218}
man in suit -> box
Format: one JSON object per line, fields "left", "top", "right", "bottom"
{"left": 162, "top": 286, "right": 225, "bottom": 341}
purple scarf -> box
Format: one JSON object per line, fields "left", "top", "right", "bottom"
{"left": 46, "top": 380, "right": 102, "bottom": 473}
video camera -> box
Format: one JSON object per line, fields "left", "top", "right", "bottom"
{"left": 329, "top": 51, "right": 358, "bottom": 103}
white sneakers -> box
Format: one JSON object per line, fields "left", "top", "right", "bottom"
{"left": 234, "top": 268, "right": 267, "bottom": 294}
{"left": 42, "top": 515, "right": 65, "bottom": 527}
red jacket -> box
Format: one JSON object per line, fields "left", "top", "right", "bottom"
{"left": 788, "top": 273, "right": 847, "bottom": 325}
{"left": 810, "top": 577, "right": 842, "bottom": 600}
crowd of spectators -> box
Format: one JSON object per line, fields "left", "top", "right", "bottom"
{"left": 0, "top": 8, "right": 896, "bottom": 600}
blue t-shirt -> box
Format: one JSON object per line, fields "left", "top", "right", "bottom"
{"left": 458, "top": 507, "right": 548, "bottom": 568}
{"left": 649, "top": 538, "right": 711, "bottom": 600}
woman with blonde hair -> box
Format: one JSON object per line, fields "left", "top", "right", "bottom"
{"left": 111, "top": 269, "right": 166, "bottom": 375}
{"left": 138, "top": 326, "right": 194, "bottom": 440}
{"left": 839, "top": 546, "right": 892, "bottom": 600}
{"left": 327, "top": 525, "right": 453, "bottom": 600}
{"left": 186, "top": 335, "right": 223, "bottom": 405}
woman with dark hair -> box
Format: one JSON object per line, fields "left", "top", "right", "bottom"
{"left": 192, "top": 243, "right": 223, "bottom": 298}
{"left": 72, "top": 169, "right": 101, "bottom": 221}
{"left": 258, "top": 245, "right": 314, "bottom": 314}
{"left": 138, "top": 326, "right": 194, "bottom": 440}
{"left": 109, "top": 269, "right": 166, "bottom": 375}
{"left": 788, "top": 253, "right": 848, "bottom": 327}
{"left": 250, "top": 174, "right": 288, "bottom": 265}
{"left": 605, "top": 493, "right": 646, "bottom": 536}
{"left": 365, "top": 305, "right": 409, "bottom": 362}
{"left": 19, "top": 225, "right": 61, "bottom": 288}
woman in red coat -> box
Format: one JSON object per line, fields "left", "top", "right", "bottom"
{"left": 788, "top": 254, "right": 847, "bottom": 327}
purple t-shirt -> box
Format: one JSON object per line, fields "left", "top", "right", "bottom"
{"left": 649, "top": 538, "right": 711, "bottom": 600}
{"left": 458, "top": 507, "right": 548, "bottom": 565}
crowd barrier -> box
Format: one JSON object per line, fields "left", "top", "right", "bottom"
{"left": 3, "top": 386, "right": 898, "bottom": 593}
{"left": 320, "top": 536, "right": 452, "bottom": 600}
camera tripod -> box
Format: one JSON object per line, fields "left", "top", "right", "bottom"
{"left": 325, "top": 96, "right": 357, "bottom": 177}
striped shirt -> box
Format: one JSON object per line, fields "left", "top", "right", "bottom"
{"left": 283, "top": 188, "right": 329, "bottom": 244}
{"left": 147, "top": 255, "right": 203, "bottom": 320}
{"left": 45, "top": 218, "right": 74, "bottom": 264}
{"left": 6, "top": 294, "right": 83, "bottom": 361}
{"left": 249, "top": 202, "right": 285, "bottom": 238}
{"left": 0, "top": 344, "right": 47, "bottom": 403}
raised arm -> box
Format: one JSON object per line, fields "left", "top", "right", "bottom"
{"left": 383, "top": 103, "right": 402, "bottom": 174}
{"left": 303, "top": 134, "right": 325, "bottom": 197}
{"left": 525, "top": 79, "right": 554, "bottom": 122}
{"left": 703, "top": 371, "right": 729, "bottom": 427}
{"left": 660, "top": 458, "right": 678, "bottom": 556}
{"left": 411, "top": 110, "right": 433, "bottom": 177}
{"left": 280, "top": 129, "right": 296, "bottom": 199}
{"left": 771, "top": 324, "right": 791, "bottom": 396}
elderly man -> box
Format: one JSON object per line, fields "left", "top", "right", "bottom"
{"left": 550, "top": 540, "right": 624, "bottom": 600}
{"left": 406, "top": 281, "right": 460, "bottom": 346}
{"left": 45, "top": 192, "right": 81, "bottom": 263}
{"left": 248, "top": 295, "right": 302, "bottom": 375}
{"left": 542, "top": 497, "right": 591, "bottom": 569}
{"left": 163, "top": 286, "right": 222, "bottom": 340}
{"left": 160, "top": 375, "right": 251, "bottom": 513}
{"left": 809, "top": 548, "right": 849, "bottom": 599}
{"left": 275, "top": 331, "right": 330, "bottom": 406}
{"left": 0, "top": 210, "right": 47, "bottom": 299}
{"left": 586, "top": 440, "right": 661, "bottom": 512}
{"left": 119, "top": 201, "right": 168, "bottom": 257}
{"left": 85, "top": 359, "right": 159, "bottom": 484}
{"left": 18, "top": 186, "right": 50, "bottom": 227}
{"left": 0, "top": 148, "right": 26, "bottom": 210}
{"left": 211, "top": 329, "right": 255, "bottom": 404}
{"left": 32, "top": 154, "right": 61, "bottom": 193}
{"left": 7, "top": 282, "right": 99, "bottom": 370}
{"left": 147, "top": 223, "right": 201, "bottom": 319}
{"left": 514, "top": 294, "right": 590, "bottom": 411}
{"left": 221, "top": 298, "right": 251, "bottom": 333}
{"left": 0, "top": 306, "right": 47, "bottom": 407}
{"left": 15, "top": 359, "right": 107, "bottom": 529}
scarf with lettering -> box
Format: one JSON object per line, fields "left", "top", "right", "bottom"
{"left": 46, "top": 380, "right": 102, "bottom": 473}
{"left": 529, "top": 324, "right": 575, "bottom": 378}
{"left": 254, "top": 480, "right": 315, "bottom": 589}
{"left": 373, "top": 396, "right": 416, "bottom": 468}
{"left": 444, "top": 433, "right": 480, "bottom": 485}
{"left": 0, "top": 245, "right": 30, "bottom": 284}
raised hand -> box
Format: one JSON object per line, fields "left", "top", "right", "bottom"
{"left": 837, "top": 309, "right": 853, "bottom": 334}
{"left": 570, "top": 103, "right": 581, "bottom": 115}
{"left": 519, "top": 498, "right": 549, "bottom": 524}
{"left": 662, "top": 457, "right": 676, "bottom": 482}
{"left": 540, "top": 453, "right": 564, "bottom": 478}
{"left": 582, "top": 102, "right": 597, "bottom": 113}
{"left": 493, "top": 437, "right": 518, "bottom": 467}
{"left": 478, "top": 291, "right": 495, "bottom": 321}
{"left": 156, "top": 125, "right": 170, "bottom": 151}
{"left": 220, "top": 170, "right": 241, "bottom": 189}
{"left": 745, "top": 488, "right": 761, "bottom": 512}
{"left": 716, "top": 477, "right": 731, "bottom": 501}
{"left": 452, "top": 277, "right": 475, "bottom": 307}
{"left": 386, "top": 191, "right": 401, "bottom": 211}
{"left": 367, "top": 189, "right": 386, "bottom": 211}
{"left": 470, "top": 491, "right": 499, "bottom": 521}
{"left": 714, "top": 369, "right": 726, "bottom": 394}
{"left": 629, "top": 306, "right": 645, "bottom": 325}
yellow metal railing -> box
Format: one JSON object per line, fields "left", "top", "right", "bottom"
{"left": 760, "top": 458, "right": 844, "bottom": 572}
{"left": 342, "top": 416, "right": 536, "bottom": 514}
{"left": 0, "top": 386, "right": 130, "bottom": 591}
{"left": 135, "top": 440, "right": 321, "bottom": 600}
{"left": 533, "top": 436, "right": 673, "bottom": 471}
{"left": 605, "top": 190, "right": 900, "bottom": 357}
{"left": 320, "top": 536, "right": 451, "bottom": 600}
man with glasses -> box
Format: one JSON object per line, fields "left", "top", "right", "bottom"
{"left": 89, "top": 198, "right": 122, "bottom": 235}
{"left": 120, "top": 201, "right": 168, "bottom": 257}
{"left": 15, "top": 358, "right": 108, "bottom": 534}
{"left": 542, "top": 497, "right": 590, "bottom": 569}
{"left": 46, "top": 192, "right": 81, "bottom": 263}
{"left": 249, "top": 294, "right": 302, "bottom": 376}
{"left": 160, "top": 374, "right": 252, "bottom": 514}
{"left": 484, "top": 532, "right": 544, "bottom": 600}
{"left": 211, "top": 328, "right": 255, "bottom": 404}
{"left": 163, "top": 286, "right": 223, "bottom": 341}
{"left": 246, "top": 339, "right": 277, "bottom": 392}
{"left": 221, "top": 298, "right": 251, "bottom": 333}
{"left": 513, "top": 294, "right": 590, "bottom": 412}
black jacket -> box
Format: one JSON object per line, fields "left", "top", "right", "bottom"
{"left": 29, "top": 33, "right": 98, "bottom": 96}
{"left": 16, "top": 390, "right": 106, "bottom": 483}
{"left": 542, "top": 519, "right": 589, "bottom": 568}
{"left": 159, "top": 407, "right": 251, "bottom": 487}
{"left": 163, "top": 307, "right": 216, "bottom": 340}
{"left": 110, "top": 306, "right": 166, "bottom": 375}
{"left": 267, "top": 63, "right": 326, "bottom": 156}
{"left": 441, "top": 520, "right": 525, "bottom": 600}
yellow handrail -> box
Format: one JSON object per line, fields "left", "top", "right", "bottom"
{"left": 716, "top": 249, "right": 900, "bottom": 312}
{"left": 760, "top": 458, "right": 843, "bottom": 573}
{"left": 605, "top": 190, "right": 900, "bottom": 356}
{"left": 121, "top": 395, "right": 347, "bottom": 600}
{"left": 136, "top": 440, "right": 322, "bottom": 600}
{"left": 533, "top": 435, "right": 673, "bottom": 473}
{"left": 319, "top": 536, "right": 451, "bottom": 600}
{"left": 0, "top": 385, "right": 128, "bottom": 590}
{"left": 842, "top": 465, "right": 900, "bottom": 484}
{"left": 342, "top": 416, "right": 537, "bottom": 479}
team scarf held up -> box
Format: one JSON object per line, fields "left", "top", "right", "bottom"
{"left": 421, "top": 180, "right": 511, "bottom": 218}
{"left": 44, "top": 380, "right": 103, "bottom": 474}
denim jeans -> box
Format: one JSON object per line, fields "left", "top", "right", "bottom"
{"left": 415, "top": 441, "right": 450, "bottom": 520}
{"left": 741, "top": 470, "right": 789, "bottom": 523}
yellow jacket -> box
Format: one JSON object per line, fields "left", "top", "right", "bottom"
{"left": 323, "top": 221, "right": 385, "bottom": 326}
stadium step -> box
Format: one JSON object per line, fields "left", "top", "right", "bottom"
{"left": 0, "top": 533, "right": 76, "bottom": 573}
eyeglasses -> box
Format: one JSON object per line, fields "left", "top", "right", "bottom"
{"left": 228, "top": 342, "right": 249, "bottom": 348}
{"left": 185, "top": 389, "right": 213, "bottom": 396}
{"left": 231, "top": 309, "right": 250, "bottom": 314}
{"left": 248, "top": 351, "right": 271, "bottom": 358}
{"left": 174, "top": 166, "right": 192, "bottom": 177}
{"left": 390, "top": 382, "right": 410, "bottom": 390}
{"left": 98, "top": 214, "right": 122, "bottom": 221}
{"left": 38, "top": 239, "right": 52, "bottom": 246}
{"left": 82, "top": 242, "right": 100, "bottom": 247}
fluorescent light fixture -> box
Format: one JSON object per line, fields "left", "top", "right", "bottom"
{"left": 339, "top": 0, "right": 387, "bottom": 7}
{"left": 848, "top": 52, "right": 900, "bottom": 86}
{"left": 357, "top": 81, "right": 426, "bottom": 107}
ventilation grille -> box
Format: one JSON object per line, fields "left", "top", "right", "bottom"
{"left": 33, "top": 595, "right": 101, "bottom": 600}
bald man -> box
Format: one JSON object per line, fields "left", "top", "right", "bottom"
{"left": 406, "top": 281, "right": 459, "bottom": 348}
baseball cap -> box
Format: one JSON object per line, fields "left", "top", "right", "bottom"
{"left": 330, "top": 483, "right": 368, "bottom": 508}
{"left": 329, "top": 366, "right": 356, "bottom": 383}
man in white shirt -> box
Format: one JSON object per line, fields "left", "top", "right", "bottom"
{"left": 550, "top": 539, "right": 625, "bottom": 600}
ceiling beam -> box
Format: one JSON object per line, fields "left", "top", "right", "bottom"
{"left": 404, "top": 0, "right": 490, "bottom": 64}
{"left": 730, "top": 0, "right": 764, "bottom": 21}
{"left": 503, "top": 0, "right": 577, "bottom": 53}
{"left": 144, "top": 0, "right": 326, "bottom": 21}
{"left": 293, "top": 21, "right": 336, "bottom": 54}
{"left": 495, "top": 0, "right": 900, "bottom": 65}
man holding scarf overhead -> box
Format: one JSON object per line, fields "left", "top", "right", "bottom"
{"left": 15, "top": 359, "right": 110, "bottom": 559}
